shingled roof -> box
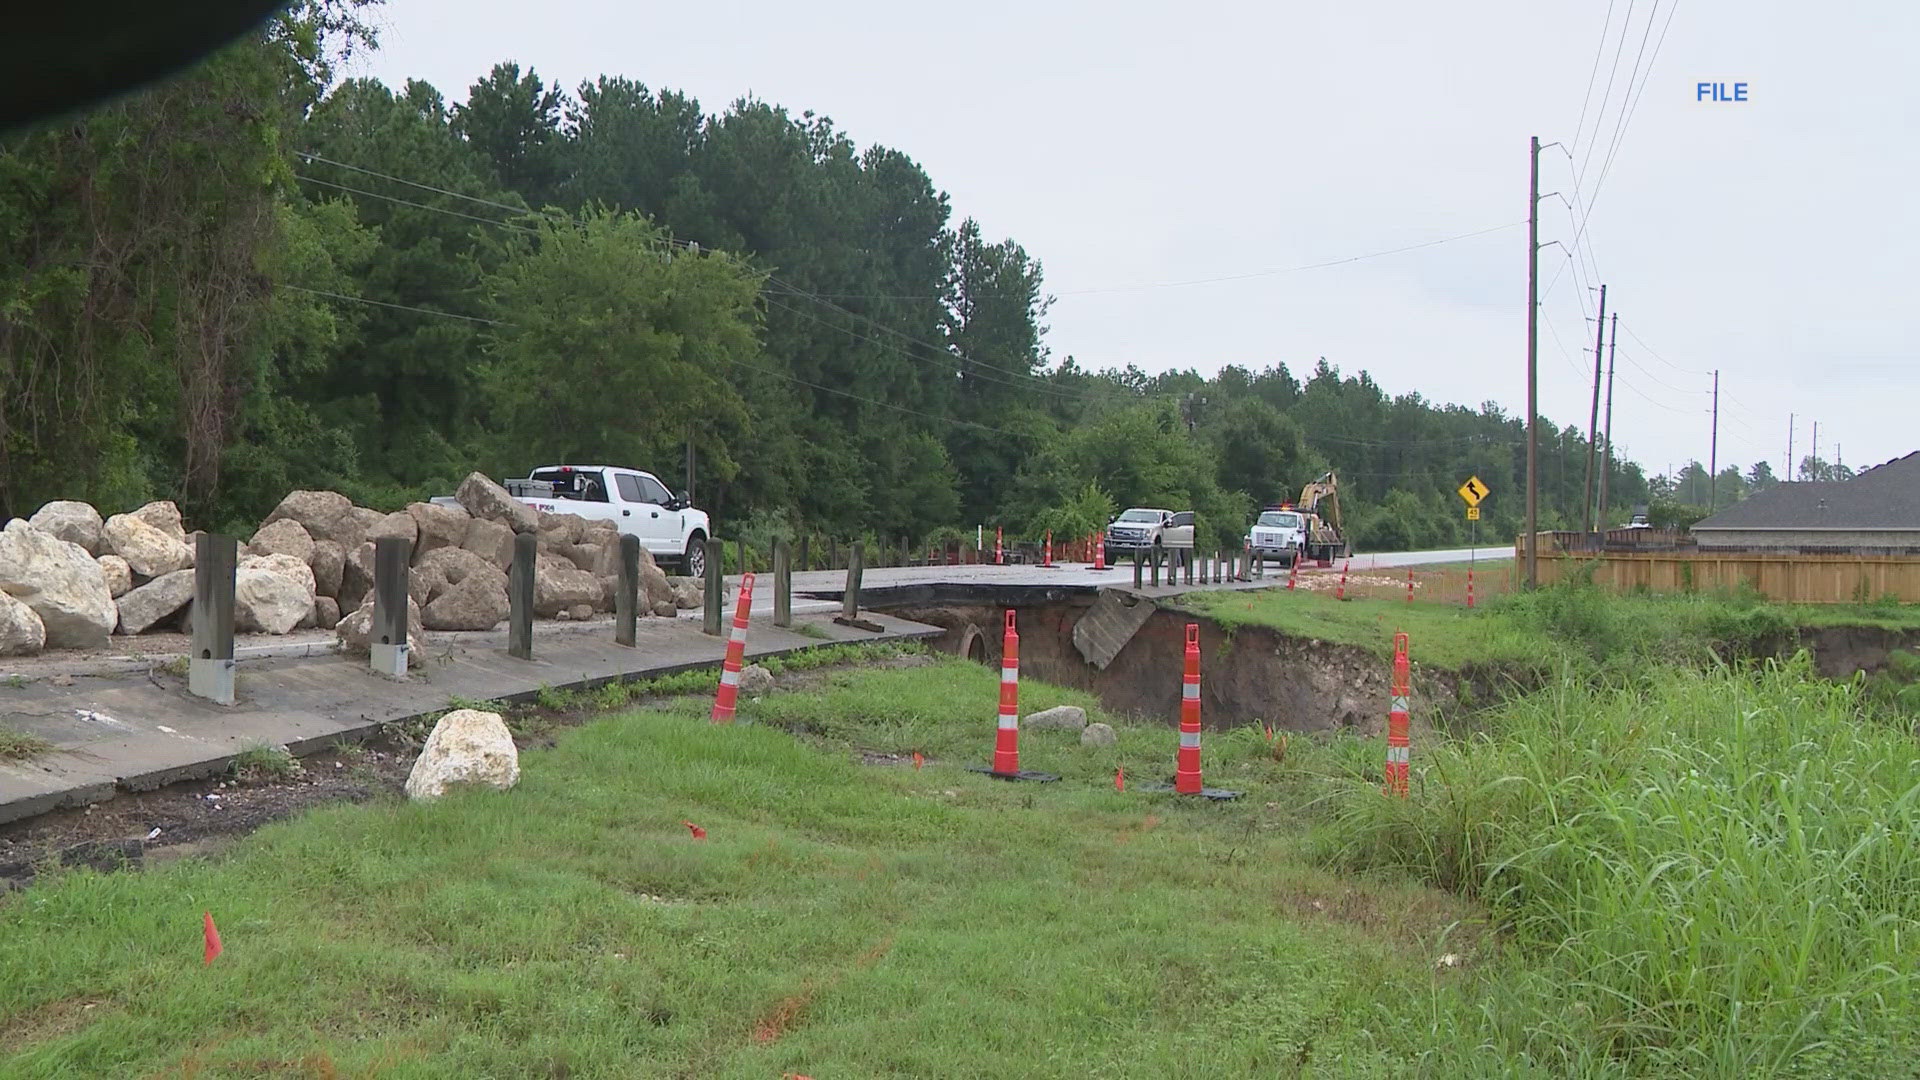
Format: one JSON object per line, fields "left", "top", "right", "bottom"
{"left": 1693, "top": 452, "right": 1920, "bottom": 531}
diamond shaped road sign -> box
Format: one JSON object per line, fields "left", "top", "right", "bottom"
{"left": 1457, "top": 476, "right": 1490, "bottom": 506}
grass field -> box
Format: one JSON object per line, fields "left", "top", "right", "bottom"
{"left": 10, "top": 626, "right": 1920, "bottom": 1076}
{"left": 0, "top": 659, "right": 1482, "bottom": 1078}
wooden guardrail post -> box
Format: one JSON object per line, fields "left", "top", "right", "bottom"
{"left": 508, "top": 531, "right": 535, "bottom": 660}
{"left": 187, "top": 533, "right": 237, "bottom": 705}
{"left": 703, "top": 538, "right": 723, "bottom": 635}
{"left": 842, "top": 541, "right": 865, "bottom": 620}
{"left": 615, "top": 533, "right": 640, "bottom": 647}
{"left": 773, "top": 537, "right": 792, "bottom": 628}
{"left": 370, "top": 536, "right": 410, "bottom": 680}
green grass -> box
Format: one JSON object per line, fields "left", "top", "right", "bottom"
{"left": 227, "top": 744, "right": 299, "bottom": 782}
{"left": 1302, "top": 655, "right": 1920, "bottom": 1076}
{"left": 1178, "top": 578, "right": 1913, "bottom": 675}
{"left": 0, "top": 726, "right": 52, "bottom": 760}
{"left": 0, "top": 656, "right": 1487, "bottom": 1077}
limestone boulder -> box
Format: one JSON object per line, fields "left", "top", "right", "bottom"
{"left": 0, "top": 520, "right": 117, "bottom": 648}
{"left": 235, "top": 567, "right": 314, "bottom": 635}
{"left": 567, "top": 602, "right": 594, "bottom": 621}
{"left": 97, "top": 554, "right": 133, "bottom": 599}
{"left": 102, "top": 512, "right": 190, "bottom": 578}
{"left": 29, "top": 501, "right": 103, "bottom": 554}
{"left": 241, "top": 553, "right": 317, "bottom": 598}
{"left": 422, "top": 565, "right": 509, "bottom": 631}
{"left": 249, "top": 518, "right": 315, "bottom": 563}
{"left": 562, "top": 542, "right": 600, "bottom": 573}
{"left": 408, "top": 501, "right": 470, "bottom": 557}
{"left": 129, "top": 500, "right": 186, "bottom": 543}
{"left": 1080, "top": 722, "right": 1118, "bottom": 748}
{"left": 404, "top": 709, "right": 520, "bottom": 801}
{"left": 738, "top": 663, "right": 774, "bottom": 695}
{"left": 115, "top": 569, "right": 196, "bottom": 635}
{"left": 455, "top": 472, "right": 537, "bottom": 534}
{"left": 536, "top": 511, "right": 589, "bottom": 547}
{"left": 309, "top": 540, "right": 345, "bottom": 599}
{"left": 263, "top": 490, "right": 357, "bottom": 547}
{"left": 668, "top": 576, "right": 704, "bottom": 610}
{"left": 366, "top": 510, "right": 418, "bottom": 550}
{"left": 417, "top": 546, "right": 495, "bottom": 587}
{"left": 1025, "top": 705, "right": 1087, "bottom": 732}
{"left": 461, "top": 517, "right": 516, "bottom": 571}
{"left": 337, "top": 541, "right": 375, "bottom": 615}
{"left": 651, "top": 599, "right": 678, "bottom": 618}
{"left": 535, "top": 562, "right": 600, "bottom": 617}
{"left": 334, "top": 594, "right": 425, "bottom": 664}
{"left": 0, "top": 591, "right": 46, "bottom": 656}
{"left": 180, "top": 531, "right": 200, "bottom": 568}
{"left": 314, "top": 595, "right": 342, "bottom": 631}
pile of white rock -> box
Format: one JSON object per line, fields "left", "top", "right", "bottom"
{"left": 0, "top": 471, "right": 704, "bottom": 659}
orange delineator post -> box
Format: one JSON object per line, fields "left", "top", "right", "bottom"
{"left": 995, "top": 526, "right": 1003, "bottom": 565}
{"left": 1466, "top": 569, "right": 1475, "bottom": 609}
{"left": 1406, "top": 567, "right": 1415, "bottom": 603}
{"left": 1384, "top": 632, "right": 1411, "bottom": 797}
{"left": 1175, "top": 623, "right": 1203, "bottom": 794}
{"left": 709, "top": 572, "right": 756, "bottom": 723}
{"left": 993, "top": 610, "right": 1021, "bottom": 774}
{"left": 1042, "top": 531, "right": 1053, "bottom": 567}
{"left": 1336, "top": 558, "right": 1350, "bottom": 600}
{"left": 1287, "top": 555, "right": 1298, "bottom": 591}
{"left": 1094, "top": 533, "right": 1106, "bottom": 571}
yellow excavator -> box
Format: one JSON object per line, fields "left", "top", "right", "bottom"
{"left": 1295, "top": 471, "right": 1351, "bottom": 564}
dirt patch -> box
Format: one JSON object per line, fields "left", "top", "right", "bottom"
{"left": 894, "top": 600, "right": 1505, "bottom": 735}
{"left": 0, "top": 995, "right": 113, "bottom": 1054}
{"left": 1792, "top": 625, "right": 1920, "bottom": 679}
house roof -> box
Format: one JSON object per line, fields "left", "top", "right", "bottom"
{"left": 1693, "top": 452, "right": 1920, "bottom": 531}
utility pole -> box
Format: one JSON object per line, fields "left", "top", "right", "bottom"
{"left": 1525, "top": 135, "right": 1541, "bottom": 589}
{"left": 1786, "top": 413, "right": 1794, "bottom": 481}
{"left": 1708, "top": 370, "right": 1720, "bottom": 511}
{"left": 1582, "top": 284, "right": 1608, "bottom": 531}
{"left": 1811, "top": 420, "right": 1820, "bottom": 480}
{"left": 685, "top": 423, "right": 696, "bottom": 501}
{"left": 1598, "top": 312, "right": 1617, "bottom": 526}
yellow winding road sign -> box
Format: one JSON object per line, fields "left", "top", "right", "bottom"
{"left": 1457, "top": 476, "right": 1490, "bottom": 507}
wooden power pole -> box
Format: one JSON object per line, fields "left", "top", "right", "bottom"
{"left": 1708, "top": 370, "right": 1720, "bottom": 511}
{"left": 1526, "top": 135, "right": 1541, "bottom": 589}
{"left": 1582, "top": 283, "right": 1608, "bottom": 531}
{"left": 1598, "top": 312, "right": 1617, "bottom": 526}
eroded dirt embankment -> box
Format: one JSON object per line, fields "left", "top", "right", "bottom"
{"left": 893, "top": 600, "right": 1511, "bottom": 734}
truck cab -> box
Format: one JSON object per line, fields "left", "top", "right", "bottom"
{"left": 519, "top": 465, "right": 710, "bottom": 575}
{"left": 1247, "top": 508, "right": 1306, "bottom": 566}
{"left": 1105, "top": 508, "right": 1195, "bottom": 556}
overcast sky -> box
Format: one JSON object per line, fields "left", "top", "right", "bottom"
{"left": 353, "top": 0, "right": 1916, "bottom": 482}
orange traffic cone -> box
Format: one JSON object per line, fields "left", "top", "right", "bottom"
{"left": 709, "top": 573, "right": 756, "bottom": 723}
{"left": 969, "top": 610, "right": 1058, "bottom": 783}
{"left": 1384, "top": 633, "right": 1411, "bottom": 798}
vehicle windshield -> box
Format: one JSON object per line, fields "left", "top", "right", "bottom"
{"left": 1117, "top": 509, "right": 1162, "bottom": 523}
{"left": 1257, "top": 512, "right": 1302, "bottom": 528}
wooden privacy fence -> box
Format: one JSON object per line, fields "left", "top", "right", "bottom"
{"left": 1526, "top": 549, "right": 1920, "bottom": 603}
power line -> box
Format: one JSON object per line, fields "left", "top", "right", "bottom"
{"left": 1621, "top": 324, "right": 1709, "bottom": 375}
{"left": 294, "top": 174, "right": 544, "bottom": 235}
{"left": 282, "top": 284, "right": 501, "bottom": 325}
{"left": 1578, "top": 0, "right": 1639, "bottom": 178}
{"left": 1569, "top": 0, "right": 1621, "bottom": 156}
{"left": 1586, "top": 0, "right": 1680, "bottom": 217}
{"left": 297, "top": 151, "right": 548, "bottom": 224}
{"left": 1613, "top": 346, "right": 1705, "bottom": 396}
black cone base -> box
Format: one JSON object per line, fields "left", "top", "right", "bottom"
{"left": 966, "top": 765, "right": 1061, "bottom": 783}
{"left": 1134, "top": 781, "right": 1243, "bottom": 801}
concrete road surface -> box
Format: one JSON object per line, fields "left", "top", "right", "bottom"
{"left": 1342, "top": 546, "right": 1514, "bottom": 570}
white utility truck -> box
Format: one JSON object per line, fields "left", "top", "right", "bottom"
{"left": 436, "top": 465, "right": 711, "bottom": 577}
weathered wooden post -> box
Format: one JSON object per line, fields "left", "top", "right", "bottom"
{"left": 371, "top": 536, "right": 410, "bottom": 680}
{"left": 828, "top": 537, "right": 839, "bottom": 572}
{"left": 188, "top": 533, "right": 237, "bottom": 705}
{"left": 508, "top": 531, "right": 535, "bottom": 660}
{"left": 773, "top": 537, "right": 792, "bottom": 628}
{"left": 1183, "top": 549, "right": 1194, "bottom": 585}
{"left": 1133, "top": 549, "right": 1144, "bottom": 588}
{"left": 842, "top": 541, "right": 865, "bottom": 620}
{"left": 1150, "top": 548, "right": 1162, "bottom": 587}
{"left": 797, "top": 535, "right": 811, "bottom": 572}
{"left": 703, "top": 538, "right": 723, "bottom": 636}
{"left": 615, "top": 533, "right": 640, "bottom": 647}
{"left": 735, "top": 537, "right": 747, "bottom": 575}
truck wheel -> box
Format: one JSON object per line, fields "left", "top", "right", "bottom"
{"left": 684, "top": 535, "right": 707, "bottom": 580}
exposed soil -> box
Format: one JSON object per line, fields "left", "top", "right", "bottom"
{"left": 0, "top": 737, "right": 421, "bottom": 893}
{"left": 894, "top": 600, "right": 1500, "bottom": 735}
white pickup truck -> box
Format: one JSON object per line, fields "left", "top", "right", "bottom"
{"left": 1104, "top": 508, "right": 1196, "bottom": 557}
{"left": 1245, "top": 508, "right": 1306, "bottom": 567}
{"left": 437, "top": 465, "right": 711, "bottom": 577}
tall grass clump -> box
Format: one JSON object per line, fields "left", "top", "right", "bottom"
{"left": 1317, "top": 655, "right": 1920, "bottom": 1076}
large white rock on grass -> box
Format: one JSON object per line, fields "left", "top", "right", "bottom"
{"left": 1025, "top": 705, "right": 1087, "bottom": 732}
{"left": 404, "top": 709, "right": 520, "bottom": 801}
{"left": 29, "top": 501, "right": 103, "bottom": 554}
{"left": 115, "top": 569, "right": 196, "bottom": 635}
{"left": 0, "top": 520, "right": 117, "bottom": 648}
{"left": 102, "top": 512, "right": 191, "bottom": 578}
{"left": 0, "top": 591, "right": 45, "bottom": 656}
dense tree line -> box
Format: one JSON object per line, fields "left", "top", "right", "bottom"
{"left": 0, "top": 2, "right": 1651, "bottom": 551}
